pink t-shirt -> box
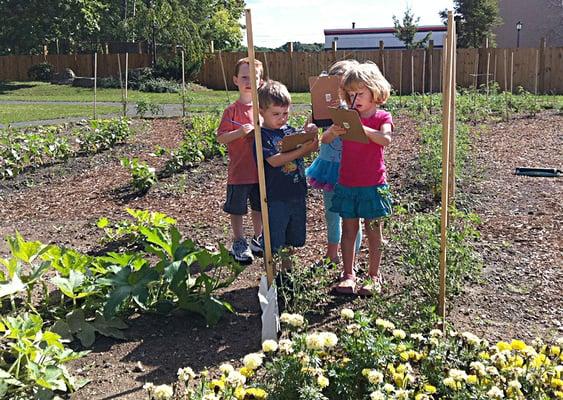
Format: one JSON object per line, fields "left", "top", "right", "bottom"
{"left": 217, "top": 101, "right": 258, "bottom": 184}
{"left": 339, "top": 109, "right": 393, "bottom": 187}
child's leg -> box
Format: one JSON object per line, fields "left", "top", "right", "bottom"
{"left": 231, "top": 214, "right": 245, "bottom": 240}
{"left": 354, "top": 220, "right": 363, "bottom": 254}
{"left": 323, "top": 190, "right": 341, "bottom": 262}
{"left": 249, "top": 184, "right": 263, "bottom": 238}
{"left": 364, "top": 219, "right": 383, "bottom": 277}
{"left": 341, "top": 218, "right": 360, "bottom": 277}
{"left": 251, "top": 210, "right": 262, "bottom": 238}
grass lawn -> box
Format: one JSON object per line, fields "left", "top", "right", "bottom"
{"left": 0, "top": 103, "right": 120, "bottom": 124}
{"left": 0, "top": 81, "right": 311, "bottom": 105}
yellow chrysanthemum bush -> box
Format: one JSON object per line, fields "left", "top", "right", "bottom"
{"left": 256, "top": 311, "right": 562, "bottom": 400}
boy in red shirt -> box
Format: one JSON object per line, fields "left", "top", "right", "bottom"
{"left": 216, "top": 58, "right": 264, "bottom": 263}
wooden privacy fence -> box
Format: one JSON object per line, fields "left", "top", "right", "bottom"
{"left": 0, "top": 53, "right": 152, "bottom": 81}
{"left": 198, "top": 47, "right": 563, "bottom": 94}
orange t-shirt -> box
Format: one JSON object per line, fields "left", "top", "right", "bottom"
{"left": 217, "top": 101, "right": 258, "bottom": 184}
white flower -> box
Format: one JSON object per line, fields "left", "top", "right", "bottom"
{"left": 392, "top": 329, "right": 406, "bottom": 340}
{"left": 430, "top": 329, "right": 443, "bottom": 337}
{"left": 487, "top": 386, "right": 504, "bottom": 399}
{"left": 278, "top": 339, "right": 294, "bottom": 354}
{"left": 449, "top": 368, "right": 468, "bottom": 381}
{"left": 395, "top": 389, "right": 411, "bottom": 400}
{"left": 462, "top": 331, "right": 481, "bottom": 346}
{"left": 370, "top": 391, "right": 385, "bottom": 400}
{"left": 153, "top": 384, "right": 173, "bottom": 400}
{"left": 346, "top": 323, "right": 361, "bottom": 335}
{"left": 320, "top": 332, "right": 338, "bottom": 348}
{"left": 367, "top": 370, "right": 384, "bottom": 385}
{"left": 219, "top": 363, "right": 235, "bottom": 375}
{"left": 508, "top": 379, "right": 521, "bottom": 390}
{"left": 375, "top": 318, "right": 395, "bottom": 330}
{"left": 227, "top": 370, "right": 246, "bottom": 386}
{"left": 383, "top": 383, "right": 395, "bottom": 393}
{"left": 280, "top": 313, "right": 305, "bottom": 327}
{"left": 262, "top": 339, "right": 278, "bottom": 353}
{"left": 306, "top": 333, "right": 324, "bottom": 350}
{"left": 340, "top": 308, "right": 355, "bottom": 319}
{"left": 177, "top": 367, "right": 195, "bottom": 381}
{"left": 143, "top": 382, "right": 155, "bottom": 394}
{"left": 470, "top": 361, "right": 486, "bottom": 376}
{"left": 243, "top": 353, "right": 263, "bottom": 370}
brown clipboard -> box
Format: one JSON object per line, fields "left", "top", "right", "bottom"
{"left": 327, "top": 107, "right": 369, "bottom": 144}
{"left": 309, "top": 75, "right": 341, "bottom": 123}
{"left": 279, "top": 131, "right": 317, "bottom": 153}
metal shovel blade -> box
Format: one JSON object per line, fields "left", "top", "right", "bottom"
{"left": 258, "top": 276, "right": 280, "bottom": 342}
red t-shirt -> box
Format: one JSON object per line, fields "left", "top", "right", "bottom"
{"left": 217, "top": 101, "right": 258, "bottom": 184}
{"left": 339, "top": 110, "right": 393, "bottom": 187}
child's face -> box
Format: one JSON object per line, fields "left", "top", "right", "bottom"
{"left": 233, "top": 63, "right": 261, "bottom": 94}
{"left": 347, "top": 84, "right": 377, "bottom": 115}
{"left": 260, "top": 104, "right": 290, "bottom": 130}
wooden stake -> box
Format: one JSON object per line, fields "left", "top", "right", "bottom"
{"left": 422, "top": 50, "right": 426, "bottom": 93}
{"left": 503, "top": 49, "right": 508, "bottom": 91}
{"left": 263, "top": 51, "right": 270, "bottom": 79}
{"left": 448, "top": 28, "right": 456, "bottom": 202}
{"left": 510, "top": 51, "right": 514, "bottom": 93}
{"left": 117, "top": 54, "right": 124, "bottom": 115}
{"left": 218, "top": 50, "right": 230, "bottom": 104}
{"left": 181, "top": 50, "right": 186, "bottom": 117}
{"left": 245, "top": 9, "right": 275, "bottom": 286}
{"left": 438, "top": 11, "right": 455, "bottom": 324}
{"left": 94, "top": 53, "right": 97, "bottom": 119}
{"left": 399, "top": 51, "right": 403, "bottom": 106}
{"left": 124, "top": 53, "right": 129, "bottom": 117}
{"left": 411, "top": 52, "right": 415, "bottom": 94}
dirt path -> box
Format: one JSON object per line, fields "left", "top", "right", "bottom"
{"left": 0, "top": 112, "right": 561, "bottom": 399}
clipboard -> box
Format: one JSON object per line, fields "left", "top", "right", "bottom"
{"left": 279, "top": 131, "right": 317, "bottom": 153}
{"left": 309, "top": 75, "right": 341, "bottom": 128}
{"left": 327, "top": 107, "right": 369, "bottom": 143}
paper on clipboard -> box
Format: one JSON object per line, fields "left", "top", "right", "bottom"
{"left": 309, "top": 76, "right": 341, "bottom": 127}
{"left": 278, "top": 131, "right": 317, "bottom": 153}
{"left": 327, "top": 107, "right": 369, "bottom": 144}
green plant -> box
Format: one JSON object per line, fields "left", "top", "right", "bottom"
{"left": 389, "top": 206, "right": 482, "bottom": 302}
{"left": 139, "top": 78, "right": 180, "bottom": 93}
{"left": 27, "top": 62, "right": 54, "bottom": 81}
{"left": 135, "top": 98, "right": 164, "bottom": 117}
{"left": 0, "top": 313, "right": 88, "bottom": 399}
{"left": 120, "top": 157, "right": 157, "bottom": 192}
{"left": 76, "top": 118, "right": 131, "bottom": 154}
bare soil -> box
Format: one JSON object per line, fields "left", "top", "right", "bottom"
{"left": 0, "top": 112, "right": 561, "bottom": 399}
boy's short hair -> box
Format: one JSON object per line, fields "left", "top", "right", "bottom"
{"left": 258, "top": 80, "right": 292, "bottom": 109}
{"left": 234, "top": 57, "right": 264, "bottom": 79}
{"left": 328, "top": 59, "right": 359, "bottom": 76}
{"left": 342, "top": 62, "right": 391, "bottom": 105}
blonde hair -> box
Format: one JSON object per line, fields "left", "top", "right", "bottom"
{"left": 234, "top": 57, "right": 264, "bottom": 79}
{"left": 328, "top": 59, "right": 359, "bottom": 76}
{"left": 258, "top": 80, "right": 291, "bottom": 109}
{"left": 342, "top": 62, "right": 391, "bottom": 105}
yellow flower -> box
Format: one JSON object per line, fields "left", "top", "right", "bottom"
{"left": 531, "top": 354, "right": 550, "bottom": 369}
{"left": 340, "top": 308, "right": 355, "bottom": 319}
{"left": 317, "top": 375, "right": 329, "bottom": 388}
{"left": 552, "top": 378, "right": 563, "bottom": 389}
{"left": 396, "top": 364, "right": 409, "bottom": 374}
{"left": 496, "top": 341, "right": 511, "bottom": 351}
{"left": 240, "top": 367, "right": 254, "bottom": 378}
{"left": 234, "top": 386, "right": 246, "bottom": 400}
{"left": 393, "top": 373, "right": 404, "bottom": 387}
{"left": 210, "top": 379, "right": 225, "bottom": 392}
{"left": 423, "top": 384, "right": 437, "bottom": 393}
{"left": 262, "top": 339, "right": 278, "bottom": 353}
{"left": 397, "top": 344, "right": 407, "bottom": 353}
{"left": 399, "top": 351, "right": 410, "bottom": 361}
{"left": 243, "top": 353, "right": 264, "bottom": 370}
{"left": 555, "top": 391, "right": 563, "bottom": 399}
{"left": 244, "top": 387, "right": 268, "bottom": 399}
{"left": 510, "top": 339, "right": 527, "bottom": 351}
{"left": 466, "top": 375, "right": 478, "bottom": 385}
{"left": 479, "top": 351, "right": 490, "bottom": 360}
{"left": 551, "top": 346, "right": 561, "bottom": 357}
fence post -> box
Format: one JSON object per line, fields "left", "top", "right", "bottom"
{"left": 289, "top": 42, "right": 295, "bottom": 92}
{"left": 538, "top": 37, "right": 546, "bottom": 94}
{"left": 210, "top": 40, "right": 214, "bottom": 53}
{"left": 484, "top": 37, "right": 490, "bottom": 94}
{"left": 379, "top": 41, "right": 385, "bottom": 75}
{"left": 428, "top": 40, "right": 434, "bottom": 93}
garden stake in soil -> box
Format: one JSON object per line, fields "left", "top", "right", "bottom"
{"left": 245, "top": 8, "right": 279, "bottom": 342}
{"left": 93, "top": 52, "right": 97, "bottom": 119}
{"left": 218, "top": 50, "right": 230, "bottom": 104}
{"left": 438, "top": 11, "right": 457, "bottom": 325}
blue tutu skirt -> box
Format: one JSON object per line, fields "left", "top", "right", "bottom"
{"left": 329, "top": 184, "right": 392, "bottom": 219}
{"left": 305, "top": 158, "right": 340, "bottom": 191}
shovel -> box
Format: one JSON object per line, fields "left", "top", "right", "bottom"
{"left": 245, "top": 9, "right": 279, "bottom": 342}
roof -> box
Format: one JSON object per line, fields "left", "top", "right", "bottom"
{"left": 324, "top": 25, "right": 447, "bottom": 36}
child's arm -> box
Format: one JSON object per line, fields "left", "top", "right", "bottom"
{"left": 363, "top": 123, "right": 392, "bottom": 146}
{"left": 321, "top": 124, "right": 347, "bottom": 144}
{"left": 217, "top": 123, "right": 254, "bottom": 144}
{"left": 266, "top": 136, "right": 319, "bottom": 167}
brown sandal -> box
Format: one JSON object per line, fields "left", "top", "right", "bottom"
{"left": 334, "top": 273, "right": 356, "bottom": 295}
{"left": 357, "top": 273, "right": 383, "bottom": 297}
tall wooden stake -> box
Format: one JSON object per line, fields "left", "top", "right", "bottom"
{"left": 124, "top": 53, "right": 129, "bottom": 117}
{"left": 181, "top": 50, "right": 186, "bottom": 117}
{"left": 218, "top": 50, "right": 230, "bottom": 104}
{"left": 245, "top": 9, "right": 275, "bottom": 286}
{"left": 439, "top": 11, "right": 456, "bottom": 325}
{"left": 93, "top": 53, "right": 97, "bottom": 119}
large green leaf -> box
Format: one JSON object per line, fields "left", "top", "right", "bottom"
{"left": 0, "top": 274, "right": 26, "bottom": 298}
{"left": 7, "top": 232, "right": 50, "bottom": 264}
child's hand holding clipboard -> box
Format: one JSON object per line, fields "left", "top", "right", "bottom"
{"left": 327, "top": 107, "right": 369, "bottom": 144}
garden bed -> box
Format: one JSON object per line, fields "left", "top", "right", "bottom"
{"left": 0, "top": 111, "right": 561, "bottom": 399}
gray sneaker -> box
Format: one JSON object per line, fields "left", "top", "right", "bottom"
{"left": 231, "top": 238, "right": 253, "bottom": 264}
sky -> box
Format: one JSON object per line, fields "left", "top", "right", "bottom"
{"left": 242, "top": 0, "right": 454, "bottom": 48}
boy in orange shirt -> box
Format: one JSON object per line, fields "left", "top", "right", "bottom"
{"left": 217, "top": 58, "right": 264, "bottom": 263}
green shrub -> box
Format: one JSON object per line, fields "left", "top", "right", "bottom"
{"left": 139, "top": 78, "right": 180, "bottom": 93}
{"left": 120, "top": 157, "right": 157, "bottom": 192}
{"left": 27, "top": 62, "right": 54, "bottom": 81}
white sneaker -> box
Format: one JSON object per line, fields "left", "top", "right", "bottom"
{"left": 231, "top": 238, "right": 253, "bottom": 264}
{"left": 249, "top": 235, "right": 264, "bottom": 256}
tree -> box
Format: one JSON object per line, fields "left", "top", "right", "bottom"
{"left": 440, "top": 0, "right": 502, "bottom": 48}
{"left": 392, "top": 7, "right": 431, "bottom": 49}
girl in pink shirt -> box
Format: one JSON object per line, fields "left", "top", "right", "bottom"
{"left": 328, "top": 62, "right": 393, "bottom": 296}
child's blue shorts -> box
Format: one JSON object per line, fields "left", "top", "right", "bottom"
{"left": 329, "top": 183, "right": 392, "bottom": 220}
{"left": 267, "top": 197, "right": 306, "bottom": 253}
